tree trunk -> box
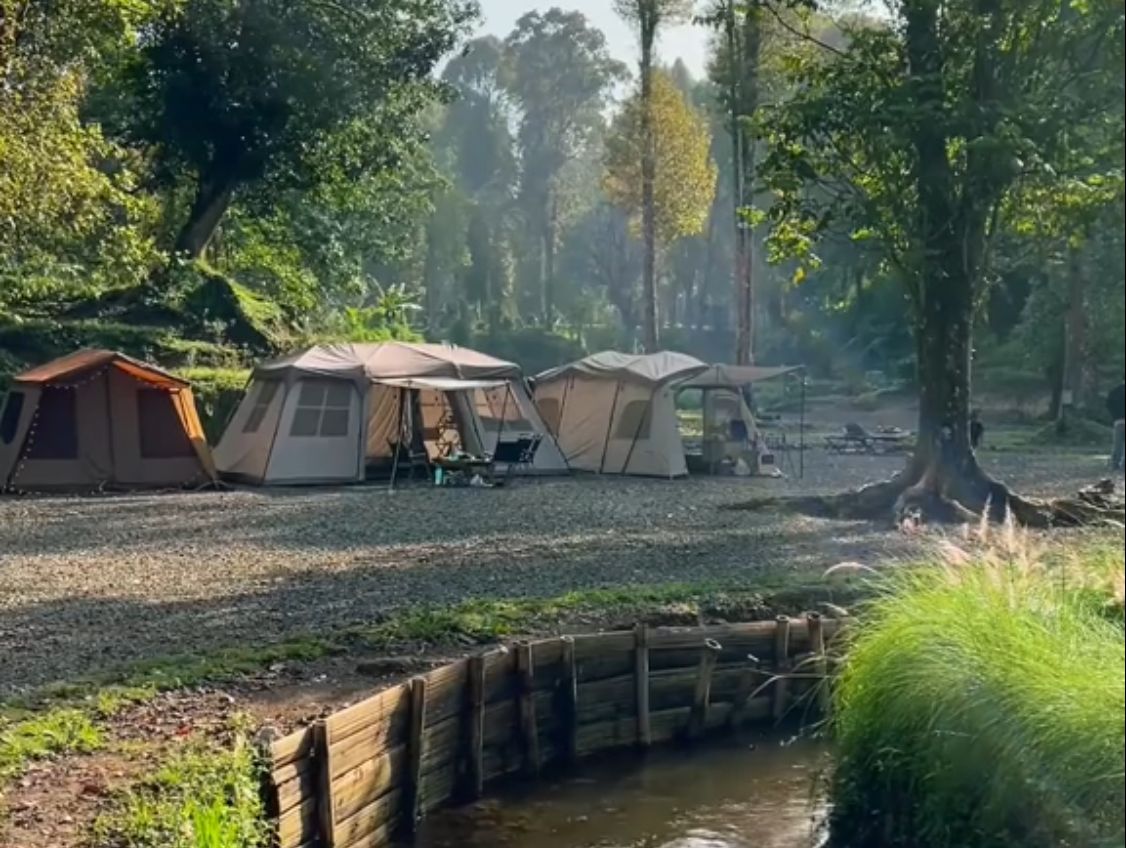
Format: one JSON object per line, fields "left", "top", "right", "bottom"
{"left": 543, "top": 190, "right": 558, "bottom": 326}
{"left": 640, "top": 31, "right": 659, "bottom": 351}
{"left": 734, "top": 1, "right": 761, "bottom": 365}
{"left": 175, "top": 169, "right": 237, "bottom": 259}
{"left": 1058, "top": 244, "right": 1086, "bottom": 428}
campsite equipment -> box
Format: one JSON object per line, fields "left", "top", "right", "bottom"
{"left": 677, "top": 363, "right": 806, "bottom": 477}
{"left": 533, "top": 351, "right": 708, "bottom": 477}
{"left": 824, "top": 422, "right": 911, "bottom": 454}
{"left": 0, "top": 349, "right": 217, "bottom": 492}
{"left": 214, "top": 342, "right": 566, "bottom": 485}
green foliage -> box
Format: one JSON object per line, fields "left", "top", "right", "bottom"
{"left": 604, "top": 70, "right": 719, "bottom": 247}
{"left": 0, "top": 708, "right": 104, "bottom": 782}
{"left": 91, "top": 738, "right": 267, "bottom": 848}
{"left": 832, "top": 538, "right": 1126, "bottom": 847}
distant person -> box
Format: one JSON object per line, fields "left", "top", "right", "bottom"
{"left": 1109, "top": 381, "right": 1125, "bottom": 471}
{"left": 970, "top": 409, "right": 985, "bottom": 450}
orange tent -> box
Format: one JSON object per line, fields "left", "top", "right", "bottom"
{"left": 0, "top": 349, "right": 217, "bottom": 492}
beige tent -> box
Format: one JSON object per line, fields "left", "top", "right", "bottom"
{"left": 0, "top": 349, "right": 217, "bottom": 492}
{"left": 533, "top": 351, "right": 708, "bottom": 477}
{"left": 214, "top": 342, "right": 567, "bottom": 485}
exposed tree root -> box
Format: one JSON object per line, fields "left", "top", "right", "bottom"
{"left": 724, "top": 463, "right": 1124, "bottom": 528}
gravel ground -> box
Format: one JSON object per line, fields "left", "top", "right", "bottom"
{"left": 1, "top": 450, "right": 1119, "bottom": 696}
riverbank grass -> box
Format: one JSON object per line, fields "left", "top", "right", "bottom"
{"left": 830, "top": 531, "right": 1125, "bottom": 847}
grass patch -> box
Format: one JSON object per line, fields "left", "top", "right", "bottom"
{"left": 90, "top": 735, "right": 267, "bottom": 848}
{"left": 830, "top": 532, "right": 1125, "bottom": 848}
{"left": 0, "top": 709, "right": 104, "bottom": 781}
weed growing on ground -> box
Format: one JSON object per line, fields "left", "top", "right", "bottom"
{"left": 830, "top": 527, "right": 1125, "bottom": 848}
{"left": 0, "top": 708, "right": 104, "bottom": 782}
{"left": 90, "top": 735, "right": 267, "bottom": 848}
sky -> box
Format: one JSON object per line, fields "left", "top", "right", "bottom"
{"left": 476, "top": 0, "right": 712, "bottom": 79}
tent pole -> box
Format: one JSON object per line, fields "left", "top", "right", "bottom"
{"left": 389, "top": 387, "right": 405, "bottom": 492}
{"left": 597, "top": 382, "right": 623, "bottom": 474}
{"left": 799, "top": 369, "right": 806, "bottom": 479}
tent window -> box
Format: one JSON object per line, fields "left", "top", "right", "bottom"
{"left": 1, "top": 391, "right": 25, "bottom": 445}
{"left": 243, "top": 381, "right": 279, "bottom": 434}
{"left": 538, "top": 398, "right": 561, "bottom": 435}
{"left": 290, "top": 380, "right": 352, "bottom": 438}
{"left": 26, "top": 387, "right": 78, "bottom": 459}
{"left": 614, "top": 399, "right": 651, "bottom": 440}
{"left": 138, "top": 389, "right": 195, "bottom": 458}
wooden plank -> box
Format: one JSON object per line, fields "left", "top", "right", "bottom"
{"left": 405, "top": 676, "right": 428, "bottom": 830}
{"left": 335, "top": 818, "right": 398, "bottom": 848}
{"left": 275, "top": 756, "right": 317, "bottom": 817}
{"left": 332, "top": 788, "right": 402, "bottom": 848}
{"left": 329, "top": 701, "right": 410, "bottom": 780}
{"left": 277, "top": 795, "right": 317, "bottom": 848}
{"left": 728, "top": 655, "right": 766, "bottom": 729}
{"left": 327, "top": 684, "right": 411, "bottom": 756}
{"left": 571, "top": 630, "right": 635, "bottom": 661}
{"left": 465, "top": 652, "right": 486, "bottom": 798}
{"left": 517, "top": 641, "right": 540, "bottom": 775}
{"left": 330, "top": 744, "right": 407, "bottom": 824}
{"left": 634, "top": 624, "right": 651, "bottom": 748}
{"left": 273, "top": 726, "right": 315, "bottom": 769}
{"left": 530, "top": 638, "right": 564, "bottom": 690}
{"left": 313, "top": 720, "right": 337, "bottom": 847}
{"left": 687, "top": 639, "right": 722, "bottom": 740}
{"left": 559, "top": 635, "right": 578, "bottom": 765}
{"left": 483, "top": 646, "right": 516, "bottom": 704}
{"left": 772, "top": 616, "right": 792, "bottom": 721}
{"left": 420, "top": 658, "right": 469, "bottom": 727}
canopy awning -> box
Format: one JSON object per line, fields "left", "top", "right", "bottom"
{"left": 679, "top": 364, "right": 804, "bottom": 389}
{"left": 535, "top": 350, "right": 708, "bottom": 388}
{"left": 14, "top": 349, "right": 189, "bottom": 388}
{"left": 376, "top": 377, "right": 510, "bottom": 391}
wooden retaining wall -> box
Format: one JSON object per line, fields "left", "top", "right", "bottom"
{"left": 264, "top": 615, "right": 841, "bottom": 848}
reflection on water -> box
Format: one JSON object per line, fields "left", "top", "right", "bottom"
{"left": 409, "top": 733, "right": 830, "bottom": 848}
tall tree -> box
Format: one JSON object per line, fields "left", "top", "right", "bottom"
{"left": 503, "top": 9, "right": 626, "bottom": 324}
{"left": 604, "top": 70, "right": 718, "bottom": 307}
{"left": 613, "top": 0, "right": 693, "bottom": 350}
{"left": 758, "top": 0, "right": 1124, "bottom": 523}
{"left": 109, "top": 0, "right": 474, "bottom": 260}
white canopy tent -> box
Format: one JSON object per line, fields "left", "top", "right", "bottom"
{"left": 533, "top": 351, "right": 708, "bottom": 477}
{"left": 214, "top": 342, "right": 567, "bottom": 485}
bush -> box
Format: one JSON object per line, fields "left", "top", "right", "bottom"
{"left": 178, "top": 368, "right": 251, "bottom": 443}
{"left": 830, "top": 535, "right": 1125, "bottom": 848}
{"left": 472, "top": 327, "right": 586, "bottom": 376}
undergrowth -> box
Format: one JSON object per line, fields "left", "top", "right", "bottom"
{"left": 90, "top": 733, "right": 266, "bottom": 848}
{"left": 830, "top": 525, "right": 1126, "bottom": 848}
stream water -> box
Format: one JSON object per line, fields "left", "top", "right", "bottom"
{"left": 407, "top": 732, "right": 831, "bottom": 848}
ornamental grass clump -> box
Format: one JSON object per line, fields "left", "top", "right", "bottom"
{"left": 830, "top": 521, "right": 1125, "bottom": 848}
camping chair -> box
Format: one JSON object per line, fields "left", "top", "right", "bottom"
{"left": 824, "top": 422, "right": 876, "bottom": 454}
{"left": 491, "top": 433, "right": 542, "bottom": 483}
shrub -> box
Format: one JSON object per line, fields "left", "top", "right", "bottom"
{"left": 830, "top": 532, "right": 1125, "bottom": 848}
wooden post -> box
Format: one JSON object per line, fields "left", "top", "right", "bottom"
{"left": 559, "top": 636, "right": 579, "bottom": 765}
{"left": 313, "top": 719, "right": 336, "bottom": 847}
{"left": 687, "top": 639, "right": 722, "bottom": 740}
{"left": 517, "top": 641, "right": 540, "bottom": 775}
{"left": 465, "top": 654, "right": 486, "bottom": 799}
{"left": 807, "top": 612, "right": 830, "bottom": 715}
{"left": 406, "top": 676, "right": 428, "bottom": 830}
{"left": 772, "top": 615, "right": 791, "bottom": 721}
{"left": 634, "top": 624, "right": 651, "bottom": 748}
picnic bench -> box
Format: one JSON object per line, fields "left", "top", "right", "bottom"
{"left": 825, "top": 422, "right": 912, "bottom": 455}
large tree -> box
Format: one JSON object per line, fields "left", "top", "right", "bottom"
{"left": 110, "top": 0, "right": 474, "bottom": 260}
{"left": 613, "top": 0, "right": 693, "bottom": 350}
{"left": 503, "top": 9, "right": 626, "bottom": 324}
{"left": 757, "top": 0, "right": 1124, "bottom": 523}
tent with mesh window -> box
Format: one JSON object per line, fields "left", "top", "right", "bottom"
{"left": 213, "top": 342, "right": 567, "bottom": 485}
{"left": 532, "top": 351, "right": 708, "bottom": 477}
{"left": 0, "top": 349, "right": 217, "bottom": 492}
